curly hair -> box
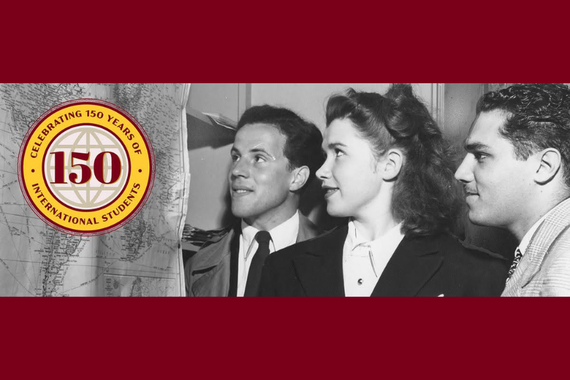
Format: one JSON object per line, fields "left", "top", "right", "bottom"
{"left": 326, "top": 84, "right": 462, "bottom": 237}
{"left": 237, "top": 105, "right": 325, "bottom": 190}
{"left": 477, "top": 83, "right": 570, "bottom": 187}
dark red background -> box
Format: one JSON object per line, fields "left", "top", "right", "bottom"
{"left": 2, "top": 1, "right": 569, "bottom": 379}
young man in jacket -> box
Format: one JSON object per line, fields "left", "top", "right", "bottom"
{"left": 185, "top": 105, "right": 324, "bottom": 296}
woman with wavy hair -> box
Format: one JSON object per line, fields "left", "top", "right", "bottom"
{"left": 260, "top": 84, "right": 508, "bottom": 296}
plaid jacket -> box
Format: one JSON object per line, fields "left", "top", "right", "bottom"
{"left": 503, "top": 198, "right": 570, "bottom": 297}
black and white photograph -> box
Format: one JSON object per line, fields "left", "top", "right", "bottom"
{"left": 2, "top": 83, "right": 570, "bottom": 297}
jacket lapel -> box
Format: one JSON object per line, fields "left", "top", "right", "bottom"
{"left": 371, "top": 236, "right": 443, "bottom": 297}
{"left": 292, "top": 225, "right": 347, "bottom": 296}
{"left": 190, "top": 223, "right": 240, "bottom": 297}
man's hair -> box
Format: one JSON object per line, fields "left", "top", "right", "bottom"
{"left": 237, "top": 105, "right": 324, "bottom": 189}
{"left": 477, "top": 83, "right": 570, "bottom": 186}
{"left": 326, "top": 84, "right": 462, "bottom": 237}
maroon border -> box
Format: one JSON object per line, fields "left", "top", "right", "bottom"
{"left": 2, "top": 4, "right": 570, "bottom": 380}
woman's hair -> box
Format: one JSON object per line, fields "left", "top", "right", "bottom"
{"left": 325, "top": 84, "right": 462, "bottom": 237}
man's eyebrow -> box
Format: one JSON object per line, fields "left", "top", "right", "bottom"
{"left": 464, "top": 141, "right": 491, "bottom": 152}
{"left": 249, "top": 147, "right": 276, "bottom": 160}
{"left": 250, "top": 147, "right": 270, "bottom": 153}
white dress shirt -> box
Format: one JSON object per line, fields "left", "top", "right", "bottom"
{"left": 236, "top": 211, "right": 300, "bottom": 297}
{"left": 343, "top": 221, "right": 404, "bottom": 297}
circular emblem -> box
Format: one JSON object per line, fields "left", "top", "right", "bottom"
{"left": 18, "top": 99, "right": 155, "bottom": 236}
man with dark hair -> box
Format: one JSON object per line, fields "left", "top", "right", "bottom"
{"left": 456, "top": 83, "right": 570, "bottom": 296}
{"left": 185, "top": 105, "right": 325, "bottom": 296}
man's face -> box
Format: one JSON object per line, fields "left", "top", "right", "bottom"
{"left": 455, "top": 110, "right": 536, "bottom": 231}
{"left": 229, "top": 123, "right": 295, "bottom": 228}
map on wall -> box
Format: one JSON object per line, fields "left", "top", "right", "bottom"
{"left": 0, "top": 83, "right": 191, "bottom": 296}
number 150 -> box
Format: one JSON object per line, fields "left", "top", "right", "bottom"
{"left": 50, "top": 151, "right": 122, "bottom": 185}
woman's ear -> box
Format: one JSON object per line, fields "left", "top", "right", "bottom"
{"left": 534, "top": 148, "right": 562, "bottom": 185}
{"left": 289, "top": 165, "right": 310, "bottom": 192}
{"left": 380, "top": 149, "right": 404, "bottom": 181}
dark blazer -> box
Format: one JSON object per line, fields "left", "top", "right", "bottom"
{"left": 185, "top": 214, "right": 321, "bottom": 296}
{"left": 260, "top": 224, "right": 509, "bottom": 297}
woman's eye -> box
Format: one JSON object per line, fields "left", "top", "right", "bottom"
{"left": 231, "top": 154, "right": 240, "bottom": 162}
{"left": 334, "top": 149, "right": 345, "bottom": 157}
{"left": 255, "top": 155, "right": 266, "bottom": 163}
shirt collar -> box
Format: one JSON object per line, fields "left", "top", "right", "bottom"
{"left": 344, "top": 220, "right": 404, "bottom": 280}
{"left": 517, "top": 209, "right": 553, "bottom": 256}
{"left": 346, "top": 220, "right": 404, "bottom": 252}
{"left": 240, "top": 211, "right": 300, "bottom": 258}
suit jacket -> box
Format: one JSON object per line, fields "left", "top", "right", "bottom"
{"left": 260, "top": 224, "right": 509, "bottom": 297}
{"left": 185, "top": 214, "right": 320, "bottom": 296}
{"left": 503, "top": 198, "right": 570, "bottom": 296}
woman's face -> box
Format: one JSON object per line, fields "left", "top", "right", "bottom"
{"left": 316, "top": 118, "right": 386, "bottom": 220}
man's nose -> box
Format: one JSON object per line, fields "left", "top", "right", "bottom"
{"left": 454, "top": 155, "right": 474, "bottom": 183}
{"left": 230, "top": 159, "right": 249, "bottom": 178}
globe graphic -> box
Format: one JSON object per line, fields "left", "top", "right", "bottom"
{"left": 44, "top": 125, "right": 130, "bottom": 210}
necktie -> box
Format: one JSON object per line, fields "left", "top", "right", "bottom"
{"left": 244, "top": 231, "right": 272, "bottom": 297}
{"left": 506, "top": 248, "right": 523, "bottom": 283}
